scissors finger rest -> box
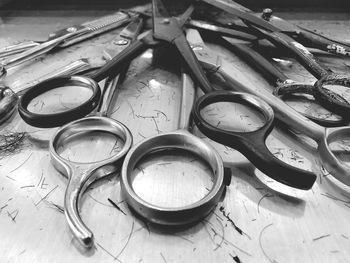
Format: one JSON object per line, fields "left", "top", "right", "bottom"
{"left": 192, "top": 91, "right": 317, "bottom": 190}
{"left": 50, "top": 116, "right": 133, "bottom": 248}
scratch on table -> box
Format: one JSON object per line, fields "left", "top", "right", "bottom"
{"left": 37, "top": 171, "right": 44, "bottom": 186}
{"left": 257, "top": 193, "right": 274, "bottom": 214}
{"left": 96, "top": 242, "right": 122, "bottom": 262}
{"left": 160, "top": 252, "right": 167, "bottom": 263}
{"left": 88, "top": 194, "right": 113, "bottom": 208}
{"left": 9, "top": 153, "right": 33, "bottom": 173}
{"left": 321, "top": 193, "right": 350, "bottom": 204}
{"left": 151, "top": 116, "right": 161, "bottom": 134}
{"left": 6, "top": 175, "right": 16, "bottom": 181}
{"left": 7, "top": 209, "right": 19, "bottom": 222}
{"left": 212, "top": 217, "right": 225, "bottom": 251}
{"left": 20, "top": 185, "right": 35, "bottom": 189}
{"left": 115, "top": 221, "right": 135, "bottom": 261}
{"left": 172, "top": 233, "right": 194, "bottom": 244}
{"left": 341, "top": 234, "right": 348, "bottom": 239}
{"left": 259, "top": 223, "right": 277, "bottom": 263}
{"left": 34, "top": 185, "right": 59, "bottom": 207}
{"left": 313, "top": 234, "right": 331, "bottom": 241}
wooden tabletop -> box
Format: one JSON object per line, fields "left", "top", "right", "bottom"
{"left": 1, "top": 4, "right": 350, "bottom": 263}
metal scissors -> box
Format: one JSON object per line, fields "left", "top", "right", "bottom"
{"left": 199, "top": 0, "right": 350, "bottom": 118}
{"left": 121, "top": 66, "right": 228, "bottom": 225}
{"left": 186, "top": 28, "right": 350, "bottom": 188}
{"left": 18, "top": 16, "right": 144, "bottom": 128}
{"left": 0, "top": 10, "right": 135, "bottom": 79}
{"left": 216, "top": 36, "right": 348, "bottom": 127}
{"left": 47, "top": 17, "right": 144, "bottom": 248}
{"left": 96, "top": 0, "right": 316, "bottom": 191}
{"left": 0, "top": 59, "right": 93, "bottom": 124}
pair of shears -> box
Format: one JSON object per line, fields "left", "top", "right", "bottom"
{"left": 198, "top": 0, "right": 350, "bottom": 118}
{"left": 18, "top": 17, "right": 144, "bottom": 248}
{"left": 186, "top": 28, "right": 350, "bottom": 189}
{"left": 78, "top": 0, "right": 315, "bottom": 193}
{"left": 0, "top": 10, "right": 137, "bottom": 79}
{"left": 215, "top": 35, "right": 348, "bottom": 127}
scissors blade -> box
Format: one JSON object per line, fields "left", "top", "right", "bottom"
{"left": 152, "top": 0, "right": 171, "bottom": 19}
{"left": 103, "top": 16, "right": 145, "bottom": 59}
{"left": 201, "top": 0, "right": 281, "bottom": 32}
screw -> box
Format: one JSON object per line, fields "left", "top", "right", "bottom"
{"left": 162, "top": 18, "right": 170, "bottom": 24}
{"left": 67, "top": 27, "right": 77, "bottom": 33}
{"left": 114, "top": 39, "right": 129, "bottom": 46}
{"left": 262, "top": 8, "right": 273, "bottom": 21}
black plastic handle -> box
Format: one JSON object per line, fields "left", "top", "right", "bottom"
{"left": 90, "top": 36, "right": 151, "bottom": 82}
{"left": 192, "top": 90, "right": 316, "bottom": 190}
{"left": 18, "top": 76, "right": 101, "bottom": 128}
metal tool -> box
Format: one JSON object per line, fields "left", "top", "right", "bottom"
{"left": 18, "top": 17, "right": 144, "bottom": 128}
{"left": 83, "top": 0, "right": 316, "bottom": 190}
{"left": 47, "top": 18, "right": 144, "bottom": 248}
{"left": 0, "top": 10, "right": 133, "bottom": 78}
{"left": 199, "top": 0, "right": 350, "bottom": 118}
{"left": 216, "top": 36, "right": 348, "bottom": 127}
{"left": 186, "top": 28, "right": 350, "bottom": 188}
{"left": 0, "top": 59, "right": 92, "bottom": 124}
{"left": 121, "top": 68, "right": 228, "bottom": 225}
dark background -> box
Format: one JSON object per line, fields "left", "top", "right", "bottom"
{"left": 1, "top": 0, "right": 350, "bottom": 10}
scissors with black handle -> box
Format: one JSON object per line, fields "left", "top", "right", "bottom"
{"left": 186, "top": 28, "right": 350, "bottom": 189}
{"left": 199, "top": 0, "right": 350, "bottom": 118}
{"left": 215, "top": 35, "right": 348, "bottom": 127}
{"left": 86, "top": 0, "right": 315, "bottom": 190}
{"left": 18, "top": 16, "right": 144, "bottom": 128}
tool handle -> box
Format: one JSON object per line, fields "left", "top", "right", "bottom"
{"left": 2, "top": 33, "right": 74, "bottom": 68}
{"left": 192, "top": 90, "right": 316, "bottom": 190}
{"left": 0, "top": 87, "right": 18, "bottom": 124}
{"left": 297, "top": 28, "right": 350, "bottom": 57}
{"left": 0, "top": 41, "right": 40, "bottom": 59}
{"left": 90, "top": 37, "right": 149, "bottom": 82}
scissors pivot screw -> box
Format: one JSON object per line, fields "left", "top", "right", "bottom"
{"left": 67, "top": 27, "right": 78, "bottom": 33}
{"left": 262, "top": 8, "right": 273, "bottom": 21}
{"left": 114, "top": 39, "right": 129, "bottom": 45}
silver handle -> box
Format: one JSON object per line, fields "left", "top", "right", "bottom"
{"left": 16, "top": 59, "right": 91, "bottom": 96}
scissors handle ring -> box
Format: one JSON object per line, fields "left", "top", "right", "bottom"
{"left": 315, "top": 74, "right": 350, "bottom": 117}
{"left": 50, "top": 116, "right": 133, "bottom": 248}
{"left": 18, "top": 75, "right": 101, "bottom": 128}
{"left": 121, "top": 130, "right": 226, "bottom": 225}
{"left": 274, "top": 83, "right": 349, "bottom": 127}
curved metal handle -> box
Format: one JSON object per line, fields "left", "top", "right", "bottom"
{"left": 2, "top": 33, "right": 75, "bottom": 68}
{"left": 192, "top": 90, "right": 316, "bottom": 190}
{"left": 64, "top": 169, "right": 94, "bottom": 248}
{"left": 0, "top": 86, "right": 19, "bottom": 124}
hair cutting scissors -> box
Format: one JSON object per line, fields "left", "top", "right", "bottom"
{"left": 216, "top": 36, "right": 348, "bottom": 127}
{"left": 199, "top": 0, "right": 350, "bottom": 118}
{"left": 88, "top": 0, "right": 316, "bottom": 190}
{"left": 47, "top": 17, "right": 145, "bottom": 248}
{"left": 0, "top": 10, "right": 136, "bottom": 79}
{"left": 186, "top": 28, "right": 350, "bottom": 188}
{"left": 18, "top": 16, "right": 144, "bottom": 128}
{"left": 0, "top": 59, "right": 93, "bottom": 124}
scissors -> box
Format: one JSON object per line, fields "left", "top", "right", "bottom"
{"left": 98, "top": 0, "right": 316, "bottom": 191}
{"left": 186, "top": 28, "right": 350, "bottom": 188}
{"left": 216, "top": 36, "right": 348, "bottom": 127}
{"left": 18, "top": 16, "right": 144, "bottom": 128}
{"left": 0, "top": 10, "right": 135, "bottom": 79}
{"left": 121, "top": 66, "right": 228, "bottom": 225}
{"left": 199, "top": 0, "right": 350, "bottom": 118}
{"left": 0, "top": 59, "right": 94, "bottom": 124}
{"left": 47, "top": 16, "right": 145, "bottom": 248}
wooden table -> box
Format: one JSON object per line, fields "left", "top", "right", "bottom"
{"left": 1, "top": 4, "right": 350, "bottom": 263}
